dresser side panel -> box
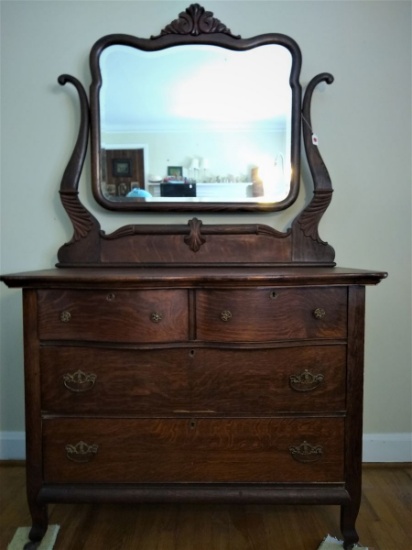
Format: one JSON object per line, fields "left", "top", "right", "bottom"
{"left": 342, "top": 285, "right": 366, "bottom": 537}
{"left": 23, "top": 289, "right": 47, "bottom": 531}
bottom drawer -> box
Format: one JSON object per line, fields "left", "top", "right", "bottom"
{"left": 43, "top": 418, "right": 344, "bottom": 483}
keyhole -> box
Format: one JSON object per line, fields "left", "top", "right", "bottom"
{"left": 189, "top": 349, "right": 195, "bottom": 358}
{"left": 190, "top": 419, "right": 196, "bottom": 430}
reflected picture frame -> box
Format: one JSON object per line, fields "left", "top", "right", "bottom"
{"left": 112, "top": 158, "right": 132, "bottom": 178}
{"left": 167, "top": 166, "right": 183, "bottom": 179}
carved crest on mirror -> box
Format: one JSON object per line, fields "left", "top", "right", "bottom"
{"left": 57, "top": 3, "right": 335, "bottom": 267}
{"left": 152, "top": 3, "right": 239, "bottom": 37}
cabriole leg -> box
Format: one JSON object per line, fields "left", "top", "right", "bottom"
{"left": 24, "top": 502, "right": 48, "bottom": 549}
{"left": 340, "top": 503, "right": 359, "bottom": 549}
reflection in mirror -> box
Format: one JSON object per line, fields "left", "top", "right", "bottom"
{"left": 99, "top": 44, "right": 292, "bottom": 206}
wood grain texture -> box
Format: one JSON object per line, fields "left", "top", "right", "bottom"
{"left": 341, "top": 286, "right": 366, "bottom": 547}
{"left": 0, "top": 266, "right": 387, "bottom": 289}
{"left": 22, "top": 290, "right": 48, "bottom": 543}
{"left": 37, "top": 289, "right": 189, "bottom": 342}
{"left": 40, "top": 345, "right": 347, "bottom": 415}
{"left": 196, "top": 287, "right": 347, "bottom": 341}
{"left": 42, "top": 418, "right": 344, "bottom": 483}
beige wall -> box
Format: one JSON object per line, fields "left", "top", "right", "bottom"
{"left": 1, "top": 1, "right": 411, "bottom": 459}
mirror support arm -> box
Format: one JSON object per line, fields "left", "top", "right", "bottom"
{"left": 57, "top": 75, "right": 101, "bottom": 265}
{"left": 291, "top": 73, "right": 335, "bottom": 264}
{"left": 301, "top": 72, "right": 335, "bottom": 192}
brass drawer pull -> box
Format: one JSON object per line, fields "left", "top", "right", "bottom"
{"left": 65, "top": 441, "right": 98, "bottom": 463}
{"left": 289, "top": 441, "right": 323, "bottom": 463}
{"left": 313, "top": 307, "right": 326, "bottom": 320}
{"left": 289, "top": 369, "right": 324, "bottom": 392}
{"left": 63, "top": 370, "right": 97, "bottom": 393}
{"left": 150, "top": 312, "right": 163, "bottom": 323}
{"left": 60, "top": 310, "right": 71, "bottom": 322}
{"left": 220, "top": 310, "right": 232, "bottom": 322}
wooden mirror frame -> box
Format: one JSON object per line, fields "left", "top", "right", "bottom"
{"left": 89, "top": 6, "right": 302, "bottom": 213}
{"left": 56, "top": 3, "right": 335, "bottom": 267}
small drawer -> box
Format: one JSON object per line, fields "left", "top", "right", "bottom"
{"left": 37, "top": 289, "right": 188, "bottom": 342}
{"left": 43, "top": 417, "right": 344, "bottom": 484}
{"left": 196, "top": 287, "right": 347, "bottom": 342}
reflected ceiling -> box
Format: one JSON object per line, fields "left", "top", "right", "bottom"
{"left": 100, "top": 44, "right": 292, "bottom": 133}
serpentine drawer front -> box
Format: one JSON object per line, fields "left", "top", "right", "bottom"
{"left": 42, "top": 417, "right": 345, "bottom": 484}
{"left": 40, "top": 345, "right": 347, "bottom": 415}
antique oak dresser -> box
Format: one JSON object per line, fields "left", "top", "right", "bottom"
{"left": 1, "top": 5, "right": 386, "bottom": 549}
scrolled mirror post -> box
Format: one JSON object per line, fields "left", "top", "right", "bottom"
{"left": 301, "top": 72, "right": 335, "bottom": 192}
{"left": 291, "top": 72, "right": 336, "bottom": 264}
{"left": 56, "top": 75, "right": 101, "bottom": 265}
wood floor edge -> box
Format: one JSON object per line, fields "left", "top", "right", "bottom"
{"left": 0, "top": 459, "right": 26, "bottom": 467}
{"left": 361, "top": 461, "right": 412, "bottom": 468}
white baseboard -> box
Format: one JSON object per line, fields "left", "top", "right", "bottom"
{"left": 362, "top": 432, "right": 411, "bottom": 462}
{"left": 1, "top": 431, "right": 411, "bottom": 462}
{"left": 0, "top": 431, "right": 25, "bottom": 460}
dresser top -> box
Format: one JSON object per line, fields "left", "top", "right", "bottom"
{"left": 1, "top": 266, "right": 387, "bottom": 289}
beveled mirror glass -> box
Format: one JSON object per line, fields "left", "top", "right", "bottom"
{"left": 90, "top": 5, "right": 302, "bottom": 211}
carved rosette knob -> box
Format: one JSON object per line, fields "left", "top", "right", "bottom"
{"left": 220, "top": 310, "right": 232, "bottom": 322}
{"left": 150, "top": 312, "right": 163, "bottom": 323}
{"left": 313, "top": 307, "right": 326, "bottom": 320}
{"left": 60, "top": 311, "right": 72, "bottom": 322}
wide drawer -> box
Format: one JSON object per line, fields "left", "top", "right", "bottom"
{"left": 40, "top": 345, "right": 346, "bottom": 415}
{"left": 37, "top": 289, "right": 188, "bottom": 342}
{"left": 196, "top": 287, "right": 347, "bottom": 341}
{"left": 42, "top": 418, "right": 344, "bottom": 483}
